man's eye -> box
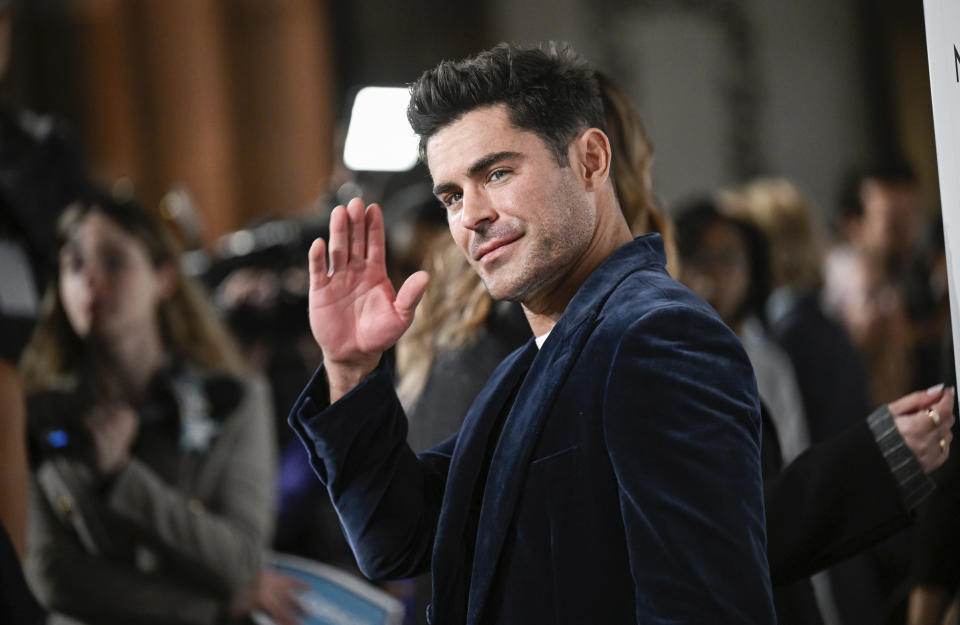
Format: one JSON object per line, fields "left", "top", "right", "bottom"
{"left": 489, "top": 169, "right": 509, "bottom": 182}
{"left": 444, "top": 192, "right": 463, "bottom": 208}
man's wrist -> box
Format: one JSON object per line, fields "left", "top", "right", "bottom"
{"left": 324, "top": 357, "right": 380, "bottom": 403}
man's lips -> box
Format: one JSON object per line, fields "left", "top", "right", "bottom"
{"left": 472, "top": 234, "right": 522, "bottom": 262}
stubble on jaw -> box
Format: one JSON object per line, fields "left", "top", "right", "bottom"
{"left": 475, "top": 187, "right": 595, "bottom": 305}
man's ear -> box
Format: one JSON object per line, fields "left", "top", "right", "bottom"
{"left": 572, "top": 128, "right": 612, "bottom": 191}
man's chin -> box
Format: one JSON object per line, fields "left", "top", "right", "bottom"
{"left": 479, "top": 275, "right": 528, "bottom": 303}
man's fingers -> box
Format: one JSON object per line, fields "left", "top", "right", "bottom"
{"left": 889, "top": 384, "right": 946, "bottom": 417}
{"left": 308, "top": 238, "right": 328, "bottom": 288}
{"left": 347, "top": 197, "right": 366, "bottom": 268}
{"left": 395, "top": 270, "right": 430, "bottom": 319}
{"left": 328, "top": 205, "right": 349, "bottom": 273}
{"left": 366, "top": 203, "right": 386, "bottom": 265}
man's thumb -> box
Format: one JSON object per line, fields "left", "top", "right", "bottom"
{"left": 395, "top": 271, "right": 430, "bottom": 319}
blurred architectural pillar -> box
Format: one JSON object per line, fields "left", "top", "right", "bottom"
{"left": 223, "top": 0, "right": 335, "bottom": 226}
{"left": 68, "top": 0, "right": 335, "bottom": 243}
{"left": 70, "top": 0, "right": 142, "bottom": 187}
{"left": 134, "top": 0, "right": 239, "bottom": 240}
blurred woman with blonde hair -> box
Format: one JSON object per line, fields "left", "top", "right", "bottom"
{"left": 718, "top": 177, "right": 871, "bottom": 444}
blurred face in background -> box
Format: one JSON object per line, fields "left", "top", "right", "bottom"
{"left": 59, "top": 212, "right": 174, "bottom": 344}
{"left": 857, "top": 179, "right": 922, "bottom": 261}
{"left": 825, "top": 249, "right": 906, "bottom": 347}
{"left": 679, "top": 220, "right": 750, "bottom": 325}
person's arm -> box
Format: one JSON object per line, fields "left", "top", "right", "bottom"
{"left": 287, "top": 196, "right": 446, "bottom": 580}
{"left": 765, "top": 420, "right": 910, "bottom": 585}
{"left": 105, "top": 375, "right": 276, "bottom": 594}
{"left": 26, "top": 478, "right": 223, "bottom": 625}
{"left": 289, "top": 360, "right": 452, "bottom": 580}
{"left": 602, "top": 305, "right": 774, "bottom": 624}
{"left": 765, "top": 387, "right": 954, "bottom": 586}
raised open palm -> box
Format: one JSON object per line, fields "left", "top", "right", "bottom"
{"left": 308, "top": 198, "right": 429, "bottom": 397}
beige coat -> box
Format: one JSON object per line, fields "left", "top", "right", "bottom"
{"left": 26, "top": 370, "right": 276, "bottom": 625}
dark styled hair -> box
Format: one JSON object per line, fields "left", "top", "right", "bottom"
{"left": 836, "top": 159, "right": 917, "bottom": 224}
{"left": 407, "top": 42, "right": 605, "bottom": 166}
{"left": 674, "top": 198, "right": 771, "bottom": 325}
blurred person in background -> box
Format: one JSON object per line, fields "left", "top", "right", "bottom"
{"left": 716, "top": 178, "right": 898, "bottom": 624}
{"left": 832, "top": 162, "right": 948, "bottom": 393}
{"left": 717, "top": 182, "right": 922, "bottom": 623}
{"left": 674, "top": 201, "right": 955, "bottom": 625}
{"left": 18, "top": 192, "right": 302, "bottom": 625}
{"left": 717, "top": 178, "right": 871, "bottom": 445}
{"left": 835, "top": 162, "right": 924, "bottom": 268}
{"left": 823, "top": 245, "right": 914, "bottom": 407}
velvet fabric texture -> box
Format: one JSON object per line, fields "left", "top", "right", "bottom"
{"left": 290, "top": 235, "right": 775, "bottom": 624}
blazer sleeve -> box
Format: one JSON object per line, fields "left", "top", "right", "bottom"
{"left": 105, "top": 374, "right": 276, "bottom": 594}
{"left": 288, "top": 362, "right": 452, "bottom": 581}
{"left": 764, "top": 419, "right": 912, "bottom": 586}
{"left": 601, "top": 304, "right": 775, "bottom": 625}
{"left": 26, "top": 479, "right": 222, "bottom": 625}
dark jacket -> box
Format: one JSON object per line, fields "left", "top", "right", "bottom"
{"left": 290, "top": 235, "right": 775, "bottom": 625}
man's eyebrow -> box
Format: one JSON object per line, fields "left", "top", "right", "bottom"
{"left": 467, "top": 151, "right": 522, "bottom": 178}
{"left": 432, "top": 151, "right": 523, "bottom": 197}
{"left": 432, "top": 181, "right": 458, "bottom": 199}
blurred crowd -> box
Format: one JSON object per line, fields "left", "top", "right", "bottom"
{"left": 1, "top": 5, "right": 959, "bottom": 625}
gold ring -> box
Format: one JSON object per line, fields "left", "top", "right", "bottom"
{"left": 928, "top": 408, "right": 941, "bottom": 426}
{"left": 940, "top": 438, "right": 947, "bottom": 452}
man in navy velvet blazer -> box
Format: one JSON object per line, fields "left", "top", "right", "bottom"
{"left": 289, "top": 42, "right": 775, "bottom": 624}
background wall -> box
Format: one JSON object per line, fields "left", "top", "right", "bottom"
{"left": 489, "top": 0, "right": 936, "bottom": 221}
{"left": 1, "top": 0, "right": 938, "bottom": 242}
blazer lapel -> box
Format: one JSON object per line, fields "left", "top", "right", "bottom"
{"left": 430, "top": 341, "right": 539, "bottom": 624}
{"left": 464, "top": 312, "right": 595, "bottom": 625}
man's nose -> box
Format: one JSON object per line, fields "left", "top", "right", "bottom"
{"left": 459, "top": 188, "right": 497, "bottom": 232}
